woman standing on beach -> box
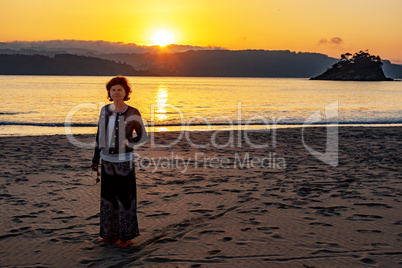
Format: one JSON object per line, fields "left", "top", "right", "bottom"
{"left": 91, "top": 76, "right": 147, "bottom": 248}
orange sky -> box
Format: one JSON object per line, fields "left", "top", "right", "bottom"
{"left": 1, "top": 0, "right": 402, "bottom": 63}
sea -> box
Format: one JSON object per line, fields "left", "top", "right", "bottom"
{"left": 0, "top": 75, "right": 401, "bottom": 136}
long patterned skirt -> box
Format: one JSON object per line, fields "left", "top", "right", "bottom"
{"left": 100, "top": 160, "right": 139, "bottom": 241}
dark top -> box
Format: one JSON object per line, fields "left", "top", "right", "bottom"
{"left": 92, "top": 104, "right": 147, "bottom": 164}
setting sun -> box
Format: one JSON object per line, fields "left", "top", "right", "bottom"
{"left": 151, "top": 30, "right": 174, "bottom": 47}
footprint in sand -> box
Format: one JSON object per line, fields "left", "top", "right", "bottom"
{"left": 189, "top": 209, "right": 214, "bottom": 215}
{"left": 198, "top": 230, "right": 225, "bottom": 235}
{"left": 145, "top": 212, "right": 170, "bottom": 217}
{"left": 208, "top": 249, "right": 221, "bottom": 255}
{"left": 241, "top": 218, "right": 260, "bottom": 225}
{"left": 52, "top": 215, "right": 78, "bottom": 223}
{"left": 222, "top": 237, "right": 233, "bottom": 242}
{"left": 85, "top": 214, "right": 99, "bottom": 221}
{"left": 33, "top": 202, "right": 50, "bottom": 207}
{"left": 12, "top": 215, "right": 38, "bottom": 223}
{"left": 315, "top": 241, "right": 340, "bottom": 248}
{"left": 347, "top": 214, "right": 383, "bottom": 221}
{"left": 271, "top": 234, "right": 284, "bottom": 239}
{"left": 15, "top": 177, "right": 29, "bottom": 183}
{"left": 138, "top": 200, "right": 154, "bottom": 206}
{"left": 357, "top": 229, "right": 382, "bottom": 233}
{"left": 309, "top": 222, "right": 333, "bottom": 227}
{"left": 257, "top": 226, "right": 280, "bottom": 234}
{"left": 360, "top": 257, "right": 376, "bottom": 265}
{"left": 36, "top": 228, "right": 55, "bottom": 234}
{"left": 183, "top": 236, "right": 200, "bottom": 241}
{"left": 8, "top": 226, "right": 31, "bottom": 234}
{"left": 353, "top": 202, "right": 393, "bottom": 208}
{"left": 162, "top": 193, "right": 179, "bottom": 199}
{"left": 11, "top": 199, "right": 28, "bottom": 206}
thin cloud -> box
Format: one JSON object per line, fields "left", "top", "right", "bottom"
{"left": 330, "top": 37, "right": 343, "bottom": 44}
{"left": 0, "top": 40, "right": 226, "bottom": 55}
{"left": 318, "top": 38, "right": 328, "bottom": 45}
{"left": 318, "top": 37, "right": 343, "bottom": 45}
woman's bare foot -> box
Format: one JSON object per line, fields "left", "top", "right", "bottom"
{"left": 113, "top": 239, "right": 133, "bottom": 248}
{"left": 95, "top": 237, "right": 119, "bottom": 244}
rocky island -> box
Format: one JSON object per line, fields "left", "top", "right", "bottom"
{"left": 311, "top": 51, "right": 395, "bottom": 81}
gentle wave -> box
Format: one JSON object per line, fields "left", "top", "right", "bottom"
{"left": 0, "top": 111, "right": 34, "bottom": 115}
{"left": 1, "top": 120, "right": 402, "bottom": 127}
{"left": 0, "top": 122, "right": 97, "bottom": 127}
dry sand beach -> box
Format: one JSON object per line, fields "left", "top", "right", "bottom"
{"left": 1, "top": 127, "right": 401, "bottom": 267}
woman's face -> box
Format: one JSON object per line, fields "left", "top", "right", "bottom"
{"left": 110, "top": 84, "right": 126, "bottom": 102}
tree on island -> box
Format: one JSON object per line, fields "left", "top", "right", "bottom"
{"left": 311, "top": 50, "right": 394, "bottom": 81}
{"left": 340, "top": 52, "right": 352, "bottom": 61}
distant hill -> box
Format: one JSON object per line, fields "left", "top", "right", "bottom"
{"left": 311, "top": 51, "right": 394, "bottom": 81}
{"left": 1, "top": 49, "right": 401, "bottom": 78}
{"left": 97, "top": 50, "right": 338, "bottom": 78}
{"left": 0, "top": 54, "right": 151, "bottom": 76}
{"left": 383, "top": 60, "right": 402, "bottom": 79}
{"left": 77, "top": 50, "right": 402, "bottom": 78}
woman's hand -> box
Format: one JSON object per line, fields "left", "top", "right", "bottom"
{"left": 91, "top": 163, "right": 100, "bottom": 183}
{"left": 91, "top": 162, "right": 98, "bottom": 171}
{"left": 121, "top": 139, "right": 129, "bottom": 148}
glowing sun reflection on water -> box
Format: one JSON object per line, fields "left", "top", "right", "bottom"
{"left": 155, "top": 84, "right": 168, "bottom": 121}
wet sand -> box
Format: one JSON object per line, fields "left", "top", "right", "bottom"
{"left": 1, "top": 127, "right": 401, "bottom": 267}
